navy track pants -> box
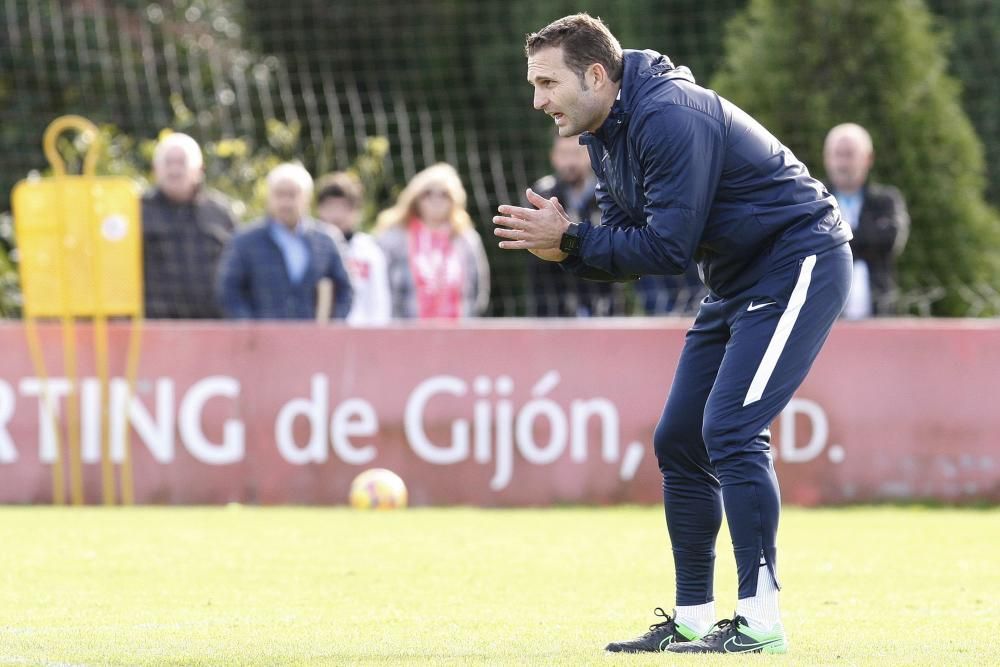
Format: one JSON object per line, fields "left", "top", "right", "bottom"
{"left": 654, "top": 243, "right": 852, "bottom": 605}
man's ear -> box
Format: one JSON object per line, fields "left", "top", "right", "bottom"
{"left": 587, "top": 63, "right": 608, "bottom": 90}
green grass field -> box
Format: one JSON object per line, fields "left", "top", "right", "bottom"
{"left": 0, "top": 506, "right": 996, "bottom": 666}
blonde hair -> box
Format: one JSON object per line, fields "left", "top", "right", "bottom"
{"left": 375, "top": 163, "right": 473, "bottom": 235}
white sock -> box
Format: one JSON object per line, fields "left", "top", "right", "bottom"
{"left": 736, "top": 561, "right": 782, "bottom": 632}
{"left": 674, "top": 601, "right": 715, "bottom": 637}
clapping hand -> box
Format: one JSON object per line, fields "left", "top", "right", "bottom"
{"left": 493, "top": 188, "right": 572, "bottom": 262}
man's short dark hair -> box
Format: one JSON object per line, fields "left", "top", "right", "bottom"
{"left": 316, "top": 171, "right": 363, "bottom": 208}
{"left": 525, "top": 13, "right": 623, "bottom": 84}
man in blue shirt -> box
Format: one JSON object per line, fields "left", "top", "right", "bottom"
{"left": 494, "top": 14, "right": 852, "bottom": 655}
{"left": 823, "top": 123, "right": 910, "bottom": 318}
{"left": 217, "top": 163, "right": 352, "bottom": 320}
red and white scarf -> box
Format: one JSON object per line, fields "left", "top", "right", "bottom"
{"left": 407, "top": 218, "right": 464, "bottom": 319}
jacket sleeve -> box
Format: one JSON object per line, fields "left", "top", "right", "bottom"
{"left": 559, "top": 180, "right": 640, "bottom": 282}
{"left": 327, "top": 243, "right": 354, "bottom": 320}
{"left": 572, "top": 105, "right": 724, "bottom": 278}
{"left": 216, "top": 238, "right": 254, "bottom": 319}
{"left": 376, "top": 230, "right": 409, "bottom": 319}
{"left": 856, "top": 186, "right": 910, "bottom": 257}
{"left": 466, "top": 229, "right": 492, "bottom": 316}
{"left": 368, "top": 240, "right": 393, "bottom": 324}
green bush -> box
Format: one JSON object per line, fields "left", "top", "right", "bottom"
{"left": 711, "top": 0, "right": 1000, "bottom": 316}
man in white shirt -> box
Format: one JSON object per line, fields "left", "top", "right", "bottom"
{"left": 823, "top": 124, "right": 910, "bottom": 318}
{"left": 315, "top": 172, "right": 392, "bottom": 325}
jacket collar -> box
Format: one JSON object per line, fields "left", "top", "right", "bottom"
{"left": 153, "top": 185, "right": 205, "bottom": 206}
{"left": 580, "top": 49, "right": 695, "bottom": 146}
{"left": 267, "top": 217, "right": 315, "bottom": 236}
{"left": 591, "top": 89, "right": 628, "bottom": 144}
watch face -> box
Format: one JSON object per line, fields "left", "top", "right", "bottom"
{"left": 560, "top": 224, "right": 582, "bottom": 254}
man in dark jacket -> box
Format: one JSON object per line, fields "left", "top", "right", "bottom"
{"left": 528, "top": 134, "right": 619, "bottom": 316}
{"left": 216, "top": 163, "right": 352, "bottom": 320}
{"left": 494, "top": 14, "right": 853, "bottom": 654}
{"left": 142, "top": 133, "right": 236, "bottom": 318}
{"left": 824, "top": 123, "right": 909, "bottom": 317}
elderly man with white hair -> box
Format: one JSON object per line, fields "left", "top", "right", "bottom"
{"left": 142, "top": 132, "right": 236, "bottom": 318}
{"left": 823, "top": 123, "right": 910, "bottom": 317}
{"left": 216, "top": 163, "right": 353, "bottom": 320}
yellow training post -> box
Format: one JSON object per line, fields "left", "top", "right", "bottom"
{"left": 12, "top": 115, "right": 144, "bottom": 506}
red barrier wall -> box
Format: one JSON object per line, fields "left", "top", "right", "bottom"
{"left": 0, "top": 320, "right": 997, "bottom": 505}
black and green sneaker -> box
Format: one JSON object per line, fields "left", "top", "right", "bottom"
{"left": 666, "top": 613, "right": 787, "bottom": 654}
{"left": 604, "top": 607, "right": 701, "bottom": 653}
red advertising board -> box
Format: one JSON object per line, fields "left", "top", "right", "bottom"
{"left": 0, "top": 320, "right": 997, "bottom": 505}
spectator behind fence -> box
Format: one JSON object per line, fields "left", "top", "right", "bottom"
{"left": 142, "top": 133, "right": 236, "bottom": 318}
{"left": 528, "top": 134, "right": 619, "bottom": 316}
{"left": 375, "top": 163, "right": 490, "bottom": 319}
{"left": 216, "top": 163, "right": 352, "bottom": 320}
{"left": 315, "top": 172, "right": 391, "bottom": 326}
{"left": 824, "top": 123, "right": 910, "bottom": 318}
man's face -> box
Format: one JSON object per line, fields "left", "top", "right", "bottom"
{"left": 527, "top": 47, "right": 604, "bottom": 137}
{"left": 824, "top": 134, "right": 873, "bottom": 193}
{"left": 267, "top": 179, "right": 307, "bottom": 227}
{"left": 317, "top": 196, "right": 361, "bottom": 233}
{"left": 550, "top": 136, "right": 592, "bottom": 185}
{"left": 155, "top": 146, "right": 201, "bottom": 202}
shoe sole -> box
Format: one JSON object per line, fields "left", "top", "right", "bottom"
{"left": 665, "top": 638, "right": 788, "bottom": 655}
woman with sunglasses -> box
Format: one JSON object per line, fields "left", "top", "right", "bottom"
{"left": 375, "top": 163, "right": 490, "bottom": 320}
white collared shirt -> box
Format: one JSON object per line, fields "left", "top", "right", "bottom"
{"left": 834, "top": 190, "right": 872, "bottom": 319}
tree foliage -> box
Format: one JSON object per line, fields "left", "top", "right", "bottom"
{"left": 712, "top": 0, "right": 1000, "bottom": 315}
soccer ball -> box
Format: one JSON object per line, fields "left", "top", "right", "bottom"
{"left": 349, "top": 468, "right": 408, "bottom": 510}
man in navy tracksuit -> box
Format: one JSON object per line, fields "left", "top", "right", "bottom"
{"left": 494, "top": 14, "right": 852, "bottom": 655}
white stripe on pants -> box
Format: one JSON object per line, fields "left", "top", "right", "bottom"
{"left": 743, "top": 254, "right": 817, "bottom": 407}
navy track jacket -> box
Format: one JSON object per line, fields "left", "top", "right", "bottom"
{"left": 562, "top": 50, "right": 852, "bottom": 298}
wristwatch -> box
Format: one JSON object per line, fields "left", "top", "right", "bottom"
{"left": 559, "top": 222, "right": 583, "bottom": 255}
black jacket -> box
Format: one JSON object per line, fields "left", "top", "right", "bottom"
{"left": 848, "top": 182, "right": 910, "bottom": 315}
{"left": 527, "top": 174, "right": 616, "bottom": 316}
{"left": 141, "top": 188, "right": 236, "bottom": 319}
